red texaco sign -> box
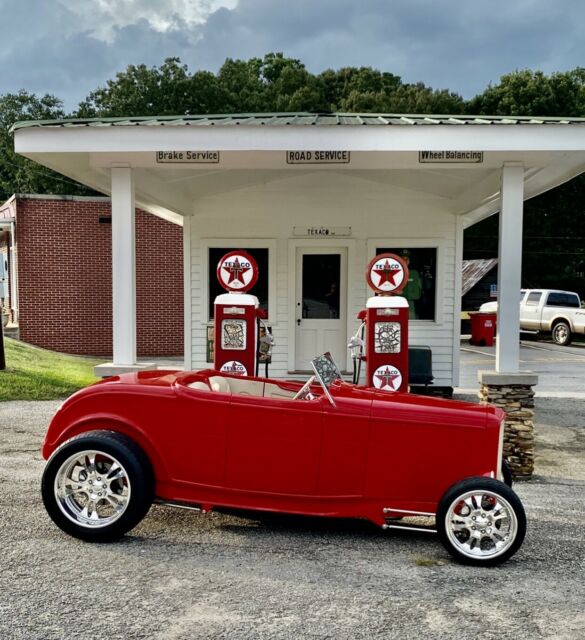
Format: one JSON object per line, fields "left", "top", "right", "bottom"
{"left": 366, "top": 253, "right": 409, "bottom": 294}
{"left": 216, "top": 251, "right": 259, "bottom": 293}
{"left": 372, "top": 364, "right": 403, "bottom": 392}
{"left": 219, "top": 360, "right": 248, "bottom": 376}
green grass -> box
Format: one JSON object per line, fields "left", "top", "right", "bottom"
{"left": 0, "top": 337, "right": 101, "bottom": 401}
{"left": 413, "top": 556, "right": 444, "bottom": 567}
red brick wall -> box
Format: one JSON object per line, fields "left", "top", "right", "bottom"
{"left": 16, "top": 197, "right": 183, "bottom": 357}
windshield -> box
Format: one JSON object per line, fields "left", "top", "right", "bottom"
{"left": 310, "top": 352, "right": 343, "bottom": 406}
{"left": 310, "top": 352, "right": 342, "bottom": 388}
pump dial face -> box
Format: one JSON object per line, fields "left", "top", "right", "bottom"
{"left": 217, "top": 251, "right": 259, "bottom": 292}
{"left": 366, "top": 253, "right": 409, "bottom": 294}
{"left": 372, "top": 364, "right": 403, "bottom": 392}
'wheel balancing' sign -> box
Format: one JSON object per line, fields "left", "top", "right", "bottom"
{"left": 216, "top": 251, "right": 259, "bottom": 293}
{"left": 366, "top": 253, "right": 409, "bottom": 295}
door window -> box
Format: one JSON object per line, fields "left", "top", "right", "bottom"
{"left": 301, "top": 254, "right": 341, "bottom": 319}
{"left": 546, "top": 292, "right": 580, "bottom": 308}
{"left": 525, "top": 292, "right": 542, "bottom": 306}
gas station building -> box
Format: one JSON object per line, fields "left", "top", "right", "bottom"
{"left": 13, "top": 113, "right": 585, "bottom": 390}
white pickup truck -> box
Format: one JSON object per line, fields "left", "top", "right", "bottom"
{"left": 479, "top": 289, "right": 585, "bottom": 345}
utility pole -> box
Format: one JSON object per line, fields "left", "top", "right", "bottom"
{"left": 0, "top": 318, "right": 5, "bottom": 370}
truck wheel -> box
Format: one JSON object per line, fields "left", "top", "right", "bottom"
{"left": 41, "top": 431, "right": 154, "bottom": 542}
{"left": 552, "top": 321, "right": 572, "bottom": 346}
{"left": 436, "top": 477, "right": 526, "bottom": 566}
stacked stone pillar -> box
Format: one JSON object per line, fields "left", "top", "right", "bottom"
{"left": 478, "top": 371, "right": 538, "bottom": 479}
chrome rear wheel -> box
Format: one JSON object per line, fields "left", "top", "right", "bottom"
{"left": 437, "top": 477, "right": 526, "bottom": 566}
{"left": 552, "top": 321, "right": 572, "bottom": 346}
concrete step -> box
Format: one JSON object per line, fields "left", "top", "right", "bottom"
{"left": 3, "top": 325, "right": 19, "bottom": 340}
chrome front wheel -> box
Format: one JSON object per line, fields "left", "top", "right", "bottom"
{"left": 42, "top": 431, "right": 153, "bottom": 541}
{"left": 437, "top": 477, "right": 526, "bottom": 566}
{"left": 54, "top": 450, "right": 131, "bottom": 528}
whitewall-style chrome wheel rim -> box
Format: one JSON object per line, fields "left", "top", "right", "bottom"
{"left": 54, "top": 450, "right": 131, "bottom": 528}
{"left": 445, "top": 490, "right": 518, "bottom": 560}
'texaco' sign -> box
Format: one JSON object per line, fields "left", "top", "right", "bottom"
{"left": 216, "top": 251, "right": 259, "bottom": 293}
{"left": 366, "top": 253, "right": 409, "bottom": 295}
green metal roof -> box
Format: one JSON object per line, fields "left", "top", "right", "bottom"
{"left": 11, "top": 112, "right": 585, "bottom": 132}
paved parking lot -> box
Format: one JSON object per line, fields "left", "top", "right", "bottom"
{"left": 1, "top": 396, "right": 585, "bottom": 640}
{"left": 458, "top": 339, "right": 585, "bottom": 396}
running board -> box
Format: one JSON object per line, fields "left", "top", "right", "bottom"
{"left": 383, "top": 521, "right": 436, "bottom": 534}
{"left": 382, "top": 506, "right": 436, "bottom": 534}
{"left": 154, "top": 499, "right": 204, "bottom": 513}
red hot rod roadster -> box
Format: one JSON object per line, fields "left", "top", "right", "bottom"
{"left": 41, "top": 355, "right": 526, "bottom": 566}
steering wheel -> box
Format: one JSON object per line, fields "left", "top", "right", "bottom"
{"left": 293, "top": 376, "right": 316, "bottom": 400}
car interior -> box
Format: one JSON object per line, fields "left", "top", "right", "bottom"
{"left": 188, "top": 375, "right": 299, "bottom": 399}
{"left": 185, "top": 355, "right": 341, "bottom": 403}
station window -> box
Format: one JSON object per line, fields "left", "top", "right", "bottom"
{"left": 376, "top": 247, "right": 437, "bottom": 320}
{"left": 208, "top": 247, "right": 269, "bottom": 319}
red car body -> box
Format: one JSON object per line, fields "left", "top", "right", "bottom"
{"left": 42, "top": 369, "right": 504, "bottom": 527}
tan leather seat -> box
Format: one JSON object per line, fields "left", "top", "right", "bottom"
{"left": 208, "top": 376, "right": 231, "bottom": 393}
{"left": 187, "top": 381, "right": 210, "bottom": 391}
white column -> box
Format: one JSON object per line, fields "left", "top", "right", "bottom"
{"left": 496, "top": 163, "right": 524, "bottom": 373}
{"left": 111, "top": 167, "right": 136, "bottom": 365}
{"left": 452, "top": 215, "right": 464, "bottom": 386}
{"left": 183, "top": 216, "right": 192, "bottom": 370}
{"left": 10, "top": 221, "right": 18, "bottom": 321}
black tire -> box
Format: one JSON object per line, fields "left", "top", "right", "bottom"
{"left": 501, "top": 460, "right": 513, "bottom": 487}
{"left": 41, "top": 430, "right": 154, "bottom": 542}
{"left": 436, "top": 477, "right": 526, "bottom": 566}
{"left": 552, "top": 320, "right": 572, "bottom": 346}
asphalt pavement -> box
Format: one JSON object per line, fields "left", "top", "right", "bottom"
{"left": 1, "top": 396, "right": 585, "bottom": 640}
{"left": 458, "top": 338, "right": 585, "bottom": 396}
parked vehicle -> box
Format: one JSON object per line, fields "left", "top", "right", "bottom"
{"left": 41, "top": 354, "right": 526, "bottom": 566}
{"left": 480, "top": 289, "right": 585, "bottom": 345}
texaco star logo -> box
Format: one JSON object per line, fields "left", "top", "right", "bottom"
{"left": 374, "top": 259, "right": 402, "bottom": 286}
{"left": 366, "top": 253, "right": 409, "bottom": 294}
{"left": 225, "top": 256, "right": 250, "bottom": 285}
{"left": 373, "top": 364, "right": 403, "bottom": 392}
{"left": 216, "top": 251, "right": 259, "bottom": 292}
{"left": 219, "top": 360, "right": 248, "bottom": 376}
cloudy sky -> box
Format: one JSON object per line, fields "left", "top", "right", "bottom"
{"left": 1, "top": 0, "right": 583, "bottom": 111}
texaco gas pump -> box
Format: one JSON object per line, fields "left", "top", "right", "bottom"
{"left": 349, "top": 253, "right": 410, "bottom": 392}
{"left": 214, "top": 250, "right": 262, "bottom": 377}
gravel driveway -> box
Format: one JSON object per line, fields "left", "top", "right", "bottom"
{"left": 1, "top": 398, "right": 584, "bottom": 640}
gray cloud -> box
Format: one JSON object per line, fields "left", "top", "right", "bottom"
{"left": 0, "top": 0, "right": 583, "bottom": 111}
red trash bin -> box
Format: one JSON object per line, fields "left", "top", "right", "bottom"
{"left": 469, "top": 312, "right": 497, "bottom": 346}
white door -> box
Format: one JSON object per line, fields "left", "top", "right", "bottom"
{"left": 295, "top": 247, "right": 347, "bottom": 371}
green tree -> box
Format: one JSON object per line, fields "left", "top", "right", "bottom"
{"left": 319, "top": 67, "right": 402, "bottom": 111}
{"left": 0, "top": 91, "right": 91, "bottom": 199}
{"left": 78, "top": 57, "right": 229, "bottom": 117}
{"left": 388, "top": 83, "right": 465, "bottom": 114}
{"left": 217, "top": 53, "right": 327, "bottom": 112}
{"left": 468, "top": 68, "right": 585, "bottom": 117}
{"left": 464, "top": 68, "right": 585, "bottom": 297}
